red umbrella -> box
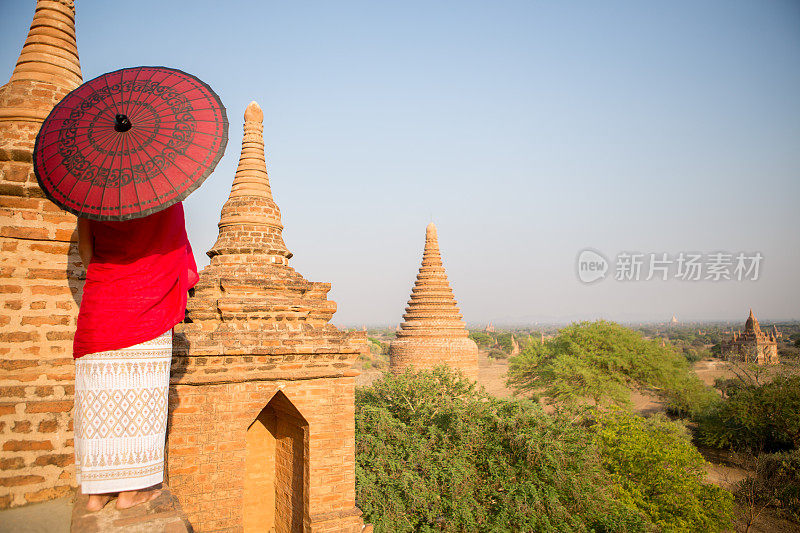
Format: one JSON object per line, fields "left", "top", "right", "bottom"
{"left": 33, "top": 66, "right": 228, "bottom": 220}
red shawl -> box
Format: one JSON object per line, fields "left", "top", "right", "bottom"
{"left": 73, "top": 202, "right": 199, "bottom": 358}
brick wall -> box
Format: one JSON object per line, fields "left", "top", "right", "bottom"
{"left": 389, "top": 337, "right": 480, "bottom": 380}
{"left": 0, "top": 86, "right": 83, "bottom": 509}
{"left": 0, "top": 0, "right": 83, "bottom": 508}
{"left": 168, "top": 376, "right": 364, "bottom": 532}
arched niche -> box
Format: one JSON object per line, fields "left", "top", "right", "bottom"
{"left": 244, "top": 390, "right": 308, "bottom": 532}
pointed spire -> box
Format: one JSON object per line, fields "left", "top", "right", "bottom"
{"left": 745, "top": 308, "right": 761, "bottom": 335}
{"left": 389, "top": 222, "right": 478, "bottom": 379}
{"left": 10, "top": 1, "right": 81, "bottom": 87}
{"left": 396, "top": 223, "right": 468, "bottom": 335}
{"left": 0, "top": 1, "right": 82, "bottom": 126}
{"left": 426, "top": 221, "right": 437, "bottom": 242}
{"left": 227, "top": 102, "right": 276, "bottom": 205}
{"left": 209, "top": 101, "right": 291, "bottom": 261}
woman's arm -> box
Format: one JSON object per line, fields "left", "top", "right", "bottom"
{"left": 77, "top": 218, "right": 93, "bottom": 267}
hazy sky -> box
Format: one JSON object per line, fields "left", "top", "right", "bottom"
{"left": 2, "top": 1, "right": 798, "bottom": 326}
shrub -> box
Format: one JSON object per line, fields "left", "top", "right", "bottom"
{"left": 756, "top": 449, "right": 800, "bottom": 522}
{"left": 697, "top": 375, "right": 800, "bottom": 453}
{"left": 355, "top": 366, "right": 647, "bottom": 532}
{"left": 595, "top": 410, "right": 734, "bottom": 532}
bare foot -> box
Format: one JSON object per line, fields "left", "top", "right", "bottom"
{"left": 85, "top": 493, "right": 114, "bottom": 512}
{"left": 115, "top": 488, "right": 161, "bottom": 510}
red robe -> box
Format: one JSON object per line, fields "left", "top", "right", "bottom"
{"left": 73, "top": 202, "right": 199, "bottom": 358}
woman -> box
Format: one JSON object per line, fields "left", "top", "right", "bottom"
{"left": 73, "top": 202, "right": 199, "bottom": 512}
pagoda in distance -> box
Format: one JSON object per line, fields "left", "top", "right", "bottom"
{"left": 720, "top": 309, "right": 779, "bottom": 365}
{"left": 389, "top": 222, "right": 479, "bottom": 380}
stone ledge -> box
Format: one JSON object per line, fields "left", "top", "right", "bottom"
{"left": 71, "top": 485, "right": 192, "bottom": 533}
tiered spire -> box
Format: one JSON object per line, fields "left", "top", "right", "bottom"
{"left": 10, "top": 0, "right": 82, "bottom": 87}
{"left": 181, "top": 101, "right": 347, "bottom": 337}
{"left": 209, "top": 101, "right": 291, "bottom": 261}
{"left": 389, "top": 223, "right": 479, "bottom": 380}
{"left": 0, "top": 0, "right": 82, "bottom": 124}
{"left": 397, "top": 223, "right": 469, "bottom": 337}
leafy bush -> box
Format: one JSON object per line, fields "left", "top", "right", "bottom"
{"left": 595, "top": 410, "right": 733, "bottom": 533}
{"left": 355, "top": 366, "right": 734, "bottom": 532}
{"left": 755, "top": 450, "right": 800, "bottom": 522}
{"left": 367, "top": 336, "right": 388, "bottom": 355}
{"left": 697, "top": 375, "right": 800, "bottom": 453}
{"left": 487, "top": 348, "right": 507, "bottom": 360}
{"left": 355, "top": 366, "right": 646, "bottom": 532}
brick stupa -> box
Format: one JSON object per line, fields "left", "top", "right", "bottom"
{"left": 0, "top": 0, "right": 84, "bottom": 508}
{"left": 389, "top": 223, "right": 479, "bottom": 380}
{"left": 167, "top": 102, "right": 370, "bottom": 532}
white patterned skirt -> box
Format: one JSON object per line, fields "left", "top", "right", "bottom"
{"left": 74, "top": 330, "right": 172, "bottom": 494}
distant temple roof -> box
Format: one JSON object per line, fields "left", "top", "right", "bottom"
{"left": 744, "top": 308, "right": 762, "bottom": 335}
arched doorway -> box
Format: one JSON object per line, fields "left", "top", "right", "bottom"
{"left": 244, "top": 391, "right": 308, "bottom": 532}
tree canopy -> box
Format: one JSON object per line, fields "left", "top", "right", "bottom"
{"left": 507, "top": 320, "right": 716, "bottom": 415}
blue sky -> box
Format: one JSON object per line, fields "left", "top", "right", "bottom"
{"left": 2, "top": 1, "right": 799, "bottom": 325}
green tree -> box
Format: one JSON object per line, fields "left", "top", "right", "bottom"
{"left": 495, "top": 333, "right": 514, "bottom": 353}
{"left": 507, "top": 337, "right": 630, "bottom": 406}
{"left": 507, "top": 321, "right": 716, "bottom": 415}
{"left": 595, "top": 410, "right": 734, "bottom": 532}
{"left": 468, "top": 331, "right": 494, "bottom": 349}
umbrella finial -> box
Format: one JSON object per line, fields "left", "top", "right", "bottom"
{"left": 244, "top": 101, "right": 263, "bottom": 123}
{"left": 114, "top": 114, "right": 132, "bottom": 132}
{"left": 227, "top": 100, "right": 272, "bottom": 200}
{"left": 426, "top": 222, "right": 438, "bottom": 244}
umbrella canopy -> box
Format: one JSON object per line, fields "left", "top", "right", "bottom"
{"left": 33, "top": 66, "right": 228, "bottom": 220}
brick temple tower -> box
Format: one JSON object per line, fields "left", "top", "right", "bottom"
{"left": 720, "top": 309, "right": 779, "bottom": 365}
{"left": 0, "top": 0, "right": 84, "bottom": 508}
{"left": 389, "top": 223, "right": 479, "bottom": 380}
{"left": 167, "top": 102, "right": 370, "bottom": 532}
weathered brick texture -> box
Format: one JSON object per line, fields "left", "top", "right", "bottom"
{"left": 0, "top": 0, "right": 83, "bottom": 509}
{"left": 168, "top": 102, "right": 369, "bottom": 532}
{"left": 389, "top": 223, "right": 479, "bottom": 380}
